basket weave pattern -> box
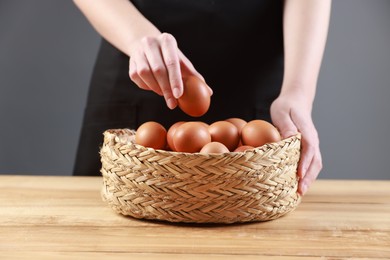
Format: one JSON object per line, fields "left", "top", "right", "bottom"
{"left": 100, "top": 128, "right": 301, "bottom": 223}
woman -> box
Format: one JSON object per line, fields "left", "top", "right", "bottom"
{"left": 73, "top": 0, "right": 331, "bottom": 195}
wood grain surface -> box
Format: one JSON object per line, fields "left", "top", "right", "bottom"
{"left": 0, "top": 175, "right": 389, "bottom": 259}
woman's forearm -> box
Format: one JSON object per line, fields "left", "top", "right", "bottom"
{"left": 281, "top": 0, "right": 331, "bottom": 105}
{"left": 73, "top": 0, "right": 160, "bottom": 56}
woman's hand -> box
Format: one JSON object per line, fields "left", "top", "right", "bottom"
{"left": 275, "top": 0, "right": 330, "bottom": 195}
{"left": 73, "top": 1, "right": 211, "bottom": 109}
{"left": 128, "top": 33, "right": 206, "bottom": 109}
{"left": 270, "top": 90, "right": 323, "bottom": 195}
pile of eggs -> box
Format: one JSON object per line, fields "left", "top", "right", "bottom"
{"left": 135, "top": 118, "right": 281, "bottom": 154}
{"left": 134, "top": 76, "right": 282, "bottom": 154}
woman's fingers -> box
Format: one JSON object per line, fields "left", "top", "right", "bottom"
{"left": 179, "top": 50, "right": 213, "bottom": 96}
{"left": 129, "top": 33, "right": 207, "bottom": 109}
{"left": 271, "top": 96, "right": 322, "bottom": 196}
{"left": 133, "top": 50, "right": 163, "bottom": 96}
{"left": 290, "top": 111, "right": 317, "bottom": 177}
{"left": 129, "top": 57, "right": 150, "bottom": 91}
{"left": 178, "top": 50, "right": 203, "bottom": 80}
{"left": 160, "top": 33, "right": 183, "bottom": 99}
{"left": 290, "top": 109, "right": 322, "bottom": 195}
{"left": 142, "top": 36, "right": 176, "bottom": 109}
{"left": 298, "top": 148, "right": 323, "bottom": 195}
{"left": 271, "top": 101, "right": 298, "bottom": 139}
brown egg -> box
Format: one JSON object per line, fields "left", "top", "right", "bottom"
{"left": 208, "top": 121, "right": 240, "bottom": 151}
{"left": 200, "top": 142, "right": 229, "bottom": 154}
{"left": 173, "top": 122, "right": 211, "bottom": 153}
{"left": 241, "top": 120, "right": 281, "bottom": 147}
{"left": 234, "top": 145, "right": 254, "bottom": 152}
{"left": 178, "top": 76, "right": 211, "bottom": 117}
{"left": 196, "top": 121, "right": 209, "bottom": 129}
{"left": 225, "top": 118, "right": 247, "bottom": 135}
{"left": 166, "top": 121, "right": 185, "bottom": 151}
{"left": 135, "top": 121, "right": 167, "bottom": 150}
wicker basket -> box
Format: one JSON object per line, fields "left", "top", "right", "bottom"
{"left": 100, "top": 128, "right": 301, "bottom": 223}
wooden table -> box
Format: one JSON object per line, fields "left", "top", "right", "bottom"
{"left": 0, "top": 175, "right": 389, "bottom": 259}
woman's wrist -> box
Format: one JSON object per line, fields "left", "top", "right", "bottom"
{"left": 279, "top": 81, "right": 316, "bottom": 109}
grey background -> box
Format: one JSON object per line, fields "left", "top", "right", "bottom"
{"left": 0, "top": 0, "right": 389, "bottom": 179}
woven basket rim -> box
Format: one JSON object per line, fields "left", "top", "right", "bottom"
{"left": 104, "top": 128, "right": 301, "bottom": 158}
{"left": 100, "top": 128, "right": 302, "bottom": 223}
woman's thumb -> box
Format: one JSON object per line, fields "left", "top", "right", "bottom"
{"left": 273, "top": 115, "right": 298, "bottom": 139}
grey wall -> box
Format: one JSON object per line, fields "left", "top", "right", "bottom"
{"left": 0, "top": 1, "right": 100, "bottom": 175}
{"left": 315, "top": 0, "right": 390, "bottom": 180}
{"left": 0, "top": 1, "right": 389, "bottom": 179}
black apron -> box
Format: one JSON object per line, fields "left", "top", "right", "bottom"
{"left": 74, "top": 0, "right": 284, "bottom": 176}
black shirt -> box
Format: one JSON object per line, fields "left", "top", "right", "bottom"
{"left": 74, "top": 0, "right": 284, "bottom": 176}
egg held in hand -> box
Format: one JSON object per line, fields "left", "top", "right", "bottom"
{"left": 173, "top": 122, "right": 211, "bottom": 153}
{"left": 135, "top": 121, "right": 167, "bottom": 150}
{"left": 178, "top": 76, "right": 211, "bottom": 117}
{"left": 241, "top": 120, "right": 281, "bottom": 147}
